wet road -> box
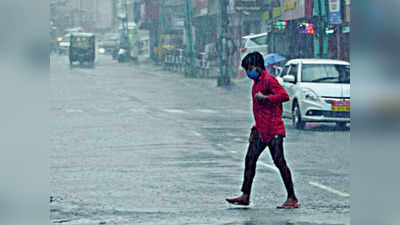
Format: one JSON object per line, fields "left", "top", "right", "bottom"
{"left": 50, "top": 55, "right": 350, "bottom": 225}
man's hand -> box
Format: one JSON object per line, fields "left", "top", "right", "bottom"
{"left": 255, "top": 92, "right": 269, "bottom": 104}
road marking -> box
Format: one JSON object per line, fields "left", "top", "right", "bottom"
{"left": 196, "top": 109, "right": 218, "bottom": 114}
{"left": 256, "top": 162, "right": 350, "bottom": 198}
{"left": 259, "top": 162, "right": 280, "bottom": 173}
{"left": 225, "top": 134, "right": 350, "bottom": 199}
{"left": 309, "top": 181, "right": 350, "bottom": 197}
{"left": 233, "top": 138, "right": 242, "bottom": 141}
{"left": 258, "top": 163, "right": 350, "bottom": 197}
{"left": 65, "top": 109, "right": 83, "bottom": 113}
{"left": 164, "top": 109, "right": 186, "bottom": 114}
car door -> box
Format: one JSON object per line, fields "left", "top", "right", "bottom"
{"left": 280, "top": 63, "right": 299, "bottom": 116}
{"left": 278, "top": 64, "right": 291, "bottom": 115}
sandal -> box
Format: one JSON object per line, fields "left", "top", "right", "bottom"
{"left": 277, "top": 202, "right": 300, "bottom": 209}
{"left": 225, "top": 197, "right": 250, "bottom": 206}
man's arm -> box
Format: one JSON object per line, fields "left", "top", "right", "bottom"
{"left": 267, "top": 76, "right": 289, "bottom": 104}
{"left": 255, "top": 76, "right": 289, "bottom": 105}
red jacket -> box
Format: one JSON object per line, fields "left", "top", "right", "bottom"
{"left": 252, "top": 70, "right": 289, "bottom": 143}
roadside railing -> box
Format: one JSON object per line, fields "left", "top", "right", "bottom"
{"left": 162, "top": 49, "right": 219, "bottom": 78}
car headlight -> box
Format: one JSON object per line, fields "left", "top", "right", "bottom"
{"left": 98, "top": 48, "right": 105, "bottom": 54}
{"left": 303, "top": 89, "right": 320, "bottom": 102}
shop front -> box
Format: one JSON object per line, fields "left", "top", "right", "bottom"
{"left": 265, "top": 0, "right": 314, "bottom": 59}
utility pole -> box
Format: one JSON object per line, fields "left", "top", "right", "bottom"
{"left": 158, "top": 0, "right": 166, "bottom": 65}
{"left": 112, "top": 0, "right": 117, "bottom": 30}
{"left": 95, "top": 0, "right": 98, "bottom": 32}
{"left": 121, "top": 0, "right": 129, "bottom": 36}
{"left": 217, "top": 0, "right": 230, "bottom": 86}
{"left": 317, "top": 0, "right": 323, "bottom": 58}
{"left": 184, "top": 0, "right": 195, "bottom": 77}
{"left": 159, "top": 0, "right": 166, "bottom": 34}
{"left": 317, "top": 0, "right": 329, "bottom": 58}
{"left": 120, "top": 0, "right": 131, "bottom": 60}
{"left": 79, "top": 0, "right": 83, "bottom": 28}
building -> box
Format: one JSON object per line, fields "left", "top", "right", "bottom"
{"left": 263, "top": 0, "right": 350, "bottom": 60}
{"left": 54, "top": 0, "right": 114, "bottom": 32}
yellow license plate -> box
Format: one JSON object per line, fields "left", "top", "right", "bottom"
{"left": 332, "top": 101, "right": 350, "bottom": 112}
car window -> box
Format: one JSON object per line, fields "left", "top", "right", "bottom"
{"left": 71, "top": 37, "right": 93, "bottom": 47}
{"left": 301, "top": 64, "right": 350, "bottom": 83}
{"left": 251, "top": 35, "right": 267, "bottom": 45}
{"left": 289, "top": 64, "right": 298, "bottom": 78}
{"left": 246, "top": 39, "right": 257, "bottom": 47}
{"left": 240, "top": 39, "right": 246, "bottom": 49}
{"left": 281, "top": 65, "right": 290, "bottom": 77}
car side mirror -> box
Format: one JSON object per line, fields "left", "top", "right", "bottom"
{"left": 283, "top": 75, "right": 296, "bottom": 83}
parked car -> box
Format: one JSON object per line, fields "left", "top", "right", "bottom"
{"left": 238, "top": 32, "right": 268, "bottom": 77}
{"left": 276, "top": 59, "right": 350, "bottom": 129}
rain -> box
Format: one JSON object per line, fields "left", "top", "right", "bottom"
{"left": 49, "top": 0, "right": 351, "bottom": 224}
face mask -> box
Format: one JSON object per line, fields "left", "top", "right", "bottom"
{"left": 246, "top": 68, "right": 260, "bottom": 80}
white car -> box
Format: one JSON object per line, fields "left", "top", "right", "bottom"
{"left": 238, "top": 32, "right": 268, "bottom": 77}
{"left": 240, "top": 32, "right": 268, "bottom": 58}
{"left": 276, "top": 59, "right": 350, "bottom": 129}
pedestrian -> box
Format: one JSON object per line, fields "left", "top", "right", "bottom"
{"left": 226, "top": 52, "right": 299, "bottom": 208}
{"left": 266, "top": 63, "right": 276, "bottom": 75}
{"left": 266, "top": 63, "right": 283, "bottom": 76}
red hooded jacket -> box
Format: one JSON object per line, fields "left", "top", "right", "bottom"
{"left": 252, "top": 70, "right": 290, "bottom": 143}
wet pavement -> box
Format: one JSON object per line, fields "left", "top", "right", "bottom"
{"left": 50, "top": 55, "right": 350, "bottom": 225}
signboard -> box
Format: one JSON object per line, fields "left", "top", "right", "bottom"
{"left": 272, "top": 7, "right": 281, "bottom": 18}
{"left": 329, "top": 0, "right": 342, "bottom": 24}
{"left": 263, "top": 11, "right": 270, "bottom": 21}
{"left": 282, "top": 0, "right": 303, "bottom": 20}
{"left": 344, "top": 0, "right": 351, "bottom": 22}
{"left": 284, "top": 0, "right": 296, "bottom": 11}
{"left": 298, "top": 22, "right": 314, "bottom": 34}
{"left": 235, "top": 0, "right": 262, "bottom": 11}
{"left": 342, "top": 25, "right": 350, "bottom": 34}
{"left": 282, "top": 0, "right": 313, "bottom": 20}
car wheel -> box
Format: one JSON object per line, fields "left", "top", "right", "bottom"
{"left": 293, "top": 103, "right": 305, "bottom": 130}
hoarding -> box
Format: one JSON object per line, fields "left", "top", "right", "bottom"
{"left": 281, "top": 0, "right": 313, "bottom": 21}
{"left": 329, "top": 0, "right": 342, "bottom": 24}
{"left": 235, "top": 0, "right": 263, "bottom": 11}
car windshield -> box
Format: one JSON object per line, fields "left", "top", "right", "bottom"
{"left": 72, "top": 37, "right": 91, "bottom": 45}
{"left": 301, "top": 64, "right": 350, "bottom": 83}
{"left": 251, "top": 35, "right": 267, "bottom": 45}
